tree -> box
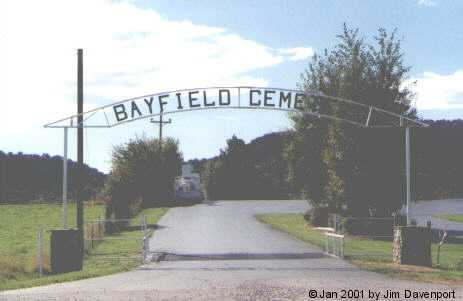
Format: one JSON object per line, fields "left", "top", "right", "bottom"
{"left": 201, "top": 133, "right": 291, "bottom": 200}
{"left": 286, "top": 24, "right": 415, "bottom": 216}
{"left": 104, "top": 136, "right": 182, "bottom": 219}
{"left": 202, "top": 135, "right": 257, "bottom": 200}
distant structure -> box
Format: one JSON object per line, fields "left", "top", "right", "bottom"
{"left": 174, "top": 163, "right": 204, "bottom": 202}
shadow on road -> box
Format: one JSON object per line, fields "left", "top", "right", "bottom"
{"left": 150, "top": 252, "right": 325, "bottom": 262}
{"left": 136, "top": 266, "right": 358, "bottom": 272}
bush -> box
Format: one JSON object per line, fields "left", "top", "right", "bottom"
{"left": 104, "top": 137, "right": 182, "bottom": 223}
{"left": 342, "top": 217, "right": 394, "bottom": 237}
{"left": 304, "top": 206, "right": 329, "bottom": 227}
{"left": 342, "top": 218, "right": 364, "bottom": 235}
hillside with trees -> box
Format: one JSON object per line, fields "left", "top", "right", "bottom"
{"left": 0, "top": 152, "right": 105, "bottom": 203}
{"left": 196, "top": 118, "right": 463, "bottom": 205}
{"left": 197, "top": 132, "right": 291, "bottom": 200}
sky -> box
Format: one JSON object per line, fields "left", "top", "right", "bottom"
{"left": 2, "top": 0, "right": 463, "bottom": 173}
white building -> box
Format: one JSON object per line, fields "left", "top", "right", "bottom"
{"left": 174, "top": 163, "right": 203, "bottom": 201}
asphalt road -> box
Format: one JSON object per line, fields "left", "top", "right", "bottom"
{"left": 149, "top": 200, "right": 316, "bottom": 257}
{"left": 412, "top": 199, "right": 463, "bottom": 235}
{"left": 2, "top": 200, "right": 462, "bottom": 300}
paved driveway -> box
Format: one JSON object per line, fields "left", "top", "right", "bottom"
{"left": 149, "top": 200, "right": 316, "bottom": 257}
{"left": 2, "top": 200, "right": 462, "bottom": 300}
{"left": 2, "top": 258, "right": 460, "bottom": 300}
{"left": 412, "top": 199, "right": 463, "bottom": 235}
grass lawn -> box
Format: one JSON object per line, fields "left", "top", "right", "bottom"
{"left": 437, "top": 214, "right": 463, "bottom": 223}
{"left": 0, "top": 204, "right": 168, "bottom": 291}
{"left": 256, "top": 213, "right": 463, "bottom": 285}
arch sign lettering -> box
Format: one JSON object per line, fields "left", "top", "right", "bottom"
{"left": 45, "top": 86, "right": 427, "bottom": 128}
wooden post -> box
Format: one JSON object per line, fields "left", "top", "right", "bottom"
{"left": 77, "top": 49, "right": 84, "bottom": 231}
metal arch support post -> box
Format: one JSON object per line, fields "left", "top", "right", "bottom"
{"left": 63, "top": 127, "right": 69, "bottom": 229}
{"left": 365, "top": 106, "right": 373, "bottom": 127}
{"left": 405, "top": 126, "right": 411, "bottom": 225}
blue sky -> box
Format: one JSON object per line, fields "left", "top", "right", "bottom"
{"left": 2, "top": 0, "right": 463, "bottom": 173}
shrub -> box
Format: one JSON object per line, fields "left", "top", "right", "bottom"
{"left": 342, "top": 217, "right": 366, "bottom": 235}
{"left": 104, "top": 136, "right": 182, "bottom": 225}
{"left": 342, "top": 217, "right": 394, "bottom": 237}
{"left": 304, "top": 206, "right": 330, "bottom": 227}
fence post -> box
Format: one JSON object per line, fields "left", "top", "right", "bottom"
{"left": 340, "top": 236, "right": 344, "bottom": 259}
{"left": 90, "top": 221, "right": 94, "bottom": 250}
{"left": 98, "top": 215, "right": 103, "bottom": 239}
{"left": 144, "top": 215, "right": 147, "bottom": 233}
{"left": 335, "top": 236, "right": 338, "bottom": 257}
{"left": 325, "top": 234, "right": 328, "bottom": 253}
{"left": 141, "top": 215, "right": 148, "bottom": 263}
{"left": 142, "top": 235, "right": 147, "bottom": 263}
{"left": 37, "top": 228, "right": 44, "bottom": 277}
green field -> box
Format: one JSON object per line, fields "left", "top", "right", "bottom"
{"left": 437, "top": 214, "right": 463, "bottom": 223}
{"left": 256, "top": 213, "right": 463, "bottom": 284}
{"left": 0, "top": 203, "right": 168, "bottom": 291}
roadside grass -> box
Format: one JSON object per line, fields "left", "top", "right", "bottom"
{"left": 256, "top": 213, "right": 463, "bottom": 285}
{"left": 0, "top": 203, "right": 105, "bottom": 283}
{"left": 0, "top": 204, "right": 168, "bottom": 291}
{"left": 437, "top": 214, "right": 463, "bottom": 223}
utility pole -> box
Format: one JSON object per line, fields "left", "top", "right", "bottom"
{"left": 77, "top": 49, "right": 84, "bottom": 232}
{"left": 150, "top": 113, "right": 171, "bottom": 152}
{"left": 405, "top": 126, "right": 411, "bottom": 225}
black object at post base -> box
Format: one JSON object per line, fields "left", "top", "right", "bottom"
{"left": 50, "top": 229, "right": 83, "bottom": 274}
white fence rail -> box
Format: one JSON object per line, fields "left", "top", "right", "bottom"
{"left": 325, "top": 232, "right": 344, "bottom": 259}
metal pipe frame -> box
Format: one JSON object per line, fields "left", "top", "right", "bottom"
{"left": 63, "top": 127, "right": 68, "bottom": 229}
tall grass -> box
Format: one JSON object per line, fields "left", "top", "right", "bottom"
{"left": 0, "top": 204, "right": 168, "bottom": 291}
{"left": 0, "top": 203, "right": 105, "bottom": 281}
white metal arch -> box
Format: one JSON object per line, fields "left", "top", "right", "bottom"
{"left": 45, "top": 86, "right": 426, "bottom": 228}
{"left": 44, "top": 86, "right": 428, "bottom": 129}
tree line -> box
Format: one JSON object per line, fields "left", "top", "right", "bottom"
{"left": 198, "top": 120, "right": 463, "bottom": 204}
{"left": 0, "top": 151, "right": 105, "bottom": 203}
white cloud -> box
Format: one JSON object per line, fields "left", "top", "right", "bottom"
{"left": 1, "top": 0, "right": 312, "bottom": 137}
{"left": 278, "top": 47, "right": 314, "bottom": 61}
{"left": 417, "top": 0, "right": 437, "bottom": 7}
{"left": 412, "top": 70, "right": 463, "bottom": 110}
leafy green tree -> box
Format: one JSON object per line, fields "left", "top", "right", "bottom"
{"left": 287, "top": 24, "right": 415, "bottom": 216}
{"left": 104, "top": 137, "right": 182, "bottom": 219}
{"left": 202, "top": 135, "right": 257, "bottom": 200}
{"left": 202, "top": 133, "right": 291, "bottom": 200}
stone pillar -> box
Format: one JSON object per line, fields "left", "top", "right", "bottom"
{"left": 393, "top": 225, "right": 432, "bottom": 267}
